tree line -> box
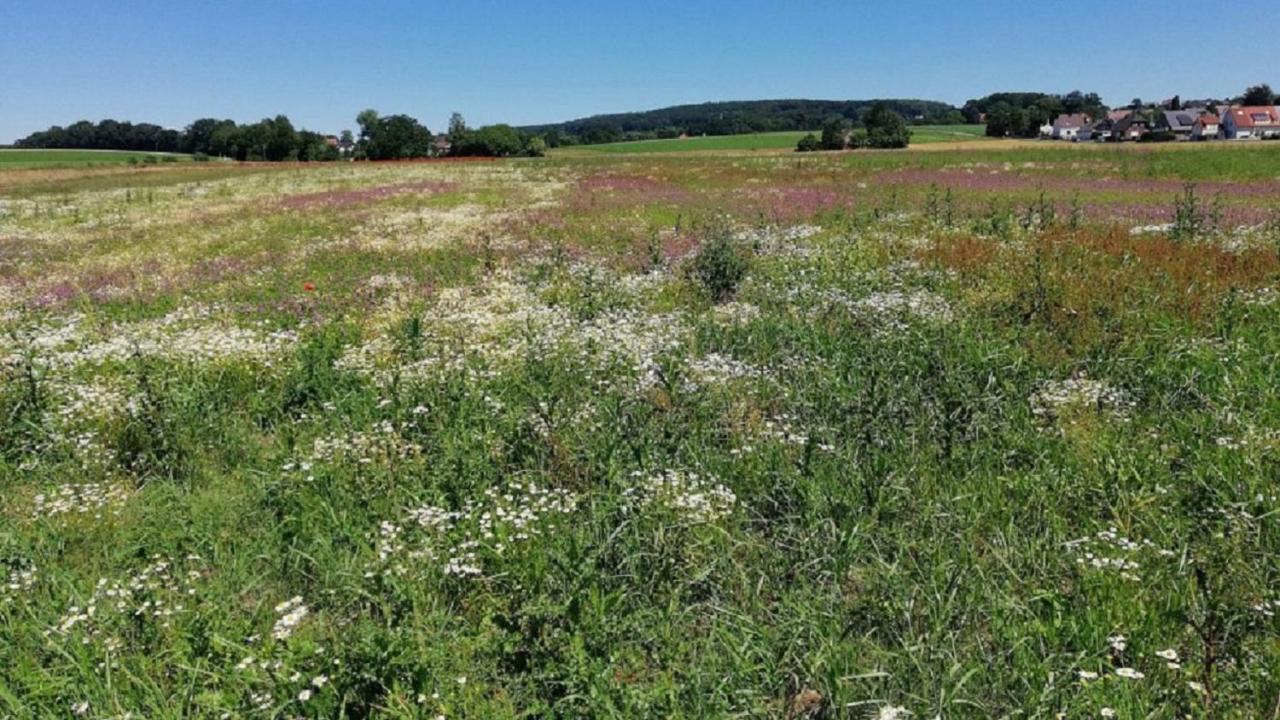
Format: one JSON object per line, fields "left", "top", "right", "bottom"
{"left": 520, "top": 98, "right": 966, "bottom": 147}
{"left": 14, "top": 117, "right": 344, "bottom": 161}
{"left": 13, "top": 110, "right": 547, "bottom": 161}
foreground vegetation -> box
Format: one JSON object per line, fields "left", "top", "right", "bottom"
{"left": 1, "top": 142, "right": 1279, "bottom": 718}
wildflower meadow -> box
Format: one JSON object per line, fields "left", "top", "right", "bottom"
{"left": 3, "top": 143, "right": 1280, "bottom": 718}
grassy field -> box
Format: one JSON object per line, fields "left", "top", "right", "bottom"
{"left": 0, "top": 148, "right": 192, "bottom": 169}
{"left": 556, "top": 125, "right": 990, "bottom": 154}
{"left": 2, "top": 143, "right": 1280, "bottom": 718}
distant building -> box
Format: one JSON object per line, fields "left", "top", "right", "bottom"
{"left": 1107, "top": 109, "right": 1133, "bottom": 123}
{"left": 433, "top": 136, "right": 451, "bottom": 155}
{"left": 324, "top": 135, "right": 340, "bottom": 149}
{"left": 1051, "top": 113, "right": 1091, "bottom": 141}
{"left": 1221, "top": 106, "right": 1280, "bottom": 139}
{"left": 1081, "top": 118, "right": 1114, "bottom": 142}
{"left": 1156, "top": 109, "right": 1207, "bottom": 140}
{"left": 1191, "top": 113, "right": 1221, "bottom": 141}
{"left": 1113, "top": 115, "right": 1152, "bottom": 141}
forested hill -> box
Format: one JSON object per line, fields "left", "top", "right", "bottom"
{"left": 519, "top": 99, "right": 965, "bottom": 143}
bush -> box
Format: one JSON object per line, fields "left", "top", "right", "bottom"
{"left": 193, "top": 152, "right": 210, "bottom": 162}
{"left": 795, "top": 133, "right": 820, "bottom": 152}
{"left": 689, "top": 225, "right": 749, "bottom": 303}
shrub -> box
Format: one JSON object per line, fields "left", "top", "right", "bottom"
{"left": 689, "top": 225, "right": 749, "bottom": 303}
{"left": 795, "top": 133, "right": 820, "bottom": 152}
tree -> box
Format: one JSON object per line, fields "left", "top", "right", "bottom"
{"left": 263, "top": 115, "right": 298, "bottom": 161}
{"left": 446, "top": 112, "right": 469, "bottom": 147}
{"left": 1242, "top": 84, "right": 1275, "bottom": 106}
{"left": 185, "top": 118, "right": 235, "bottom": 155}
{"left": 819, "top": 116, "right": 850, "bottom": 150}
{"left": 524, "top": 136, "right": 547, "bottom": 157}
{"left": 363, "top": 114, "right": 433, "bottom": 160}
{"left": 1169, "top": 95, "right": 1182, "bottom": 111}
{"left": 452, "top": 124, "right": 526, "bottom": 157}
{"left": 863, "top": 103, "right": 910, "bottom": 148}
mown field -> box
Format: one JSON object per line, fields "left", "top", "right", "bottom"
{"left": 0, "top": 149, "right": 193, "bottom": 169}
{"left": 554, "top": 125, "right": 989, "bottom": 154}
{"left": 2, "top": 142, "right": 1280, "bottom": 718}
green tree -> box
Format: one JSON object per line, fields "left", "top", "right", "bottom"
{"left": 795, "top": 133, "right": 820, "bottom": 152}
{"left": 446, "top": 112, "right": 469, "bottom": 148}
{"left": 819, "top": 116, "right": 850, "bottom": 150}
{"left": 363, "top": 115, "right": 433, "bottom": 160}
{"left": 864, "top": 103, "right": 910, "bottom": 148}
{"left": 453, "top": 124, "right": 526, "bottom": 157}
{"left": 1242, "top": 84, "right": 1275, "bottom": 106}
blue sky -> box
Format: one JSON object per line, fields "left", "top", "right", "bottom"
{"left": 2, "top": 0, "right": 1277, "bottom": 142}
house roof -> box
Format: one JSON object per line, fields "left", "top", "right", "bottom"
{"left": 1115, "top": 115, "right": 1148, "bottom": 129}
{"left": 1161, "top": 109, "right": 1205, "bottom": 131}
{"left": 1052, "top": 113, "right": 1091, "bottom": 130}
{"left": 1197, "top": 114, "right": 1219, "bottom": 126}
{"left": 1228, "top": 106, "right": 1280, "bottom": 128}
{"left": 1108, "top": 110, "right": 1132, "bottom": 122}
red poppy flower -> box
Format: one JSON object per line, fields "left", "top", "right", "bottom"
{"left": 302, "top": 281, "right": 316, "bottom": 292}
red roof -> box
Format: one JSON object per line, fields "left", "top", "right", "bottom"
{"left": 1198, "top": 114, "right": 1219, "bottom": 126}
{"left": 1229, "top": 106, "right": 1280, "bottom": 128}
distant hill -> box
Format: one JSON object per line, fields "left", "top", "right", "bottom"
{"left": 519, "top": 99, "right": 965, "bottom": 144}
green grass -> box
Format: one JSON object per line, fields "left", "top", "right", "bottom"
{"left": 0, "top": 148, "right": 193, "bottom": 169}
{"left": 554, "top": 125, "right": 990, "bottom": 155}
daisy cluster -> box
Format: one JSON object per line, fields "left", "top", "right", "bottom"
{"left": 622, "top": 470, "right": 737, "bottom": 523}
{"left": 1031, "top": 375, "right": 1135, "bottom": 421}
{"left": 2, "top": 566, "right": 38, "bottom": 605}
{"left": 304, "top": 420, "right": 424, "bottom": 468}
{"left": 373, "top": 481, "right": 580, "bottom": 579}
{"left": 31, "top": 482, "right": 130, "bottom": 521}
{"left": 4, "top": 306, "right": 298, "bottom": 373}
{"left": 736, "top": 224, "right": 823, "bottom": 257}
{"left": 1065, "top": 528, "right": 1175, "bottom": 582}
{"left": 235, "top": 606, "right": 335, "bottom": 713}
{"left": 48, "top": 556, "right": 204, "bottom": 650}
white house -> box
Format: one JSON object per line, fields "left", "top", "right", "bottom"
{"left": 1051, "top": 113, "right": 1092, "bottom": 141}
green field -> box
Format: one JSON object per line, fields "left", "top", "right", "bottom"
{"left": 0, "top": 148, "right": 192, "bottom": 169}
{"left": 554, "top": 125, "right": 989, "bottom": 154}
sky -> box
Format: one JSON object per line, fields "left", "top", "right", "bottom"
{"left": 2, "top": 0, "right": 1278, "bottom": 143}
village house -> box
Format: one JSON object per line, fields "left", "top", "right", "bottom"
{"left": 1081, "top": 117, "right": 1114, "bottom": 142}
{"left": 1156, "top": 108, "right": 1207, "bottom": 140}
{"left": 1112, "top": 114, "right": 1152, "bottom": 141}
{"left": 1222, "top": 106, "right": 1280, "bottom": 139}
{"left": 1191, "top": 113, "right": 1221, "bottom": 141}
{"left": 1051, "top": 113, "right": 1091, "bottom": 141}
